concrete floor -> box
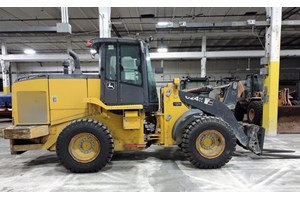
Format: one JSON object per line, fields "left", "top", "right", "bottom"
{"left": 1, "top": 120, "right": 300, "bottom": 192}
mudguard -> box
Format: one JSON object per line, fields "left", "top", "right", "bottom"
{"left": 172, "top": 109, "right": 203, "bottom": 144}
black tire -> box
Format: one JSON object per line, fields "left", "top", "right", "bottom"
{"left": 56, "top": 119, "right": 114, "bottom": 173}
{"left": 291, "top": 100, "right": 300, "bottom": 105}
{"left": 178, "top": 143, "right": 183, "bottom": 151}
{"left": 247, "top": 101, "right": 263, "bottom": 125}
{"left": 234, "top": 101, "right": 245, "bottom": 121}
{"left": 181, "top": 116, "right": 236, "bottom": 169}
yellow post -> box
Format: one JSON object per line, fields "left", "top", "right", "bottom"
{"left": 1, "top": 42, "right": 10, "bottom": 94}
{"left": 262, "top": 7, "right": 282, "bottom": 136}
{"left": 3, "top": 86, "right": 10, "bottom": 94}
{"left": 262, "top": 61, "right": 280, "bottom": 136}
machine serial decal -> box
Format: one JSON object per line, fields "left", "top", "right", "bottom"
{"left": 185, "top": 96, "right": 214, "bottom": 106}
{"left": 204, "top": 98, "right": 214, "bottom": 106}
{"left": 185, "top": 95, "right": 204, "bottom": 102}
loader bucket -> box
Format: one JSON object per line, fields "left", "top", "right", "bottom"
{"left": 277, "top": 106, "right": 300, "bottom": 134}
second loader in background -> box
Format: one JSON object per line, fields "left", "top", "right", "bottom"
{"left": 234, "top": 74, "right": 300, "bottom": 133}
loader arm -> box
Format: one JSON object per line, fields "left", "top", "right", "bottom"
{"left": 179, "top": 81, "right": 264, "bottom": 155}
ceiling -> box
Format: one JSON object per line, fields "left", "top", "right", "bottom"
{"left": 0, "top": 7, "right": 300, "bottom": 54}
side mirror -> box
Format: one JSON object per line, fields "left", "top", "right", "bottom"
{"left": 146, "top": 36, "right": 153, "bottom": 42}
{"left": 90, "top": 48, "right": 97, "bottom": 59}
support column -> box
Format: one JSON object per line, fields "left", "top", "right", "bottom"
{"left": 200, "top": 36, "right": 207, "bottom": 77}
{"left": 1, "top": 42, "right": 10, "bottom": 94}
{"left": 161, "top": 60, "right": 164, "bottom": 69}
{"left": 61, "top": 7, "right": 69, "bottom": 23}
{"left": 99, "top": 7, "right": 111, "bottom": 38}
{"left": 262, "top": 7, "right": 282, "bottom": 136}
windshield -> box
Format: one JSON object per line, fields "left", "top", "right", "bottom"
{"left": 253, "top": 75, "right": 264, "bottom": 92}
{"left": 183, "top": 81, "right": 208, "bottom": 90}
{"left": 145, "top": 47, "right": 158, "bottom": 103}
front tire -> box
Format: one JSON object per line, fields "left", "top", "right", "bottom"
{"left": 234, "top": 101, "right": 245, "bottom": 121}
{"left": 181, "top": 116, "right": 236, "bottom": 169}
{"left": 247, "top": 101, "right": 263, "bottom": 125}
{"left": 56, "top": 119, "right": 114, "bottom": 173}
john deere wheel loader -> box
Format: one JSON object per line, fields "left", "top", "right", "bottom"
{"left": 2, "top": 38, "right": 264, "bottom": 173}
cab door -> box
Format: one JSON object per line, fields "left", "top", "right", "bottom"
{"left": 100, "top": 43, "right": 118, "bottom": 105}
{"left": 118, "top": 44, "right": 144, "bottom": 105}
{"left": 100, "top": 42, "right": 145, "bottom": 106}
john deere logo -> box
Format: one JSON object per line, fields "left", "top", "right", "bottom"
{"left": 106, "top": 82, "right": 115, "bottom": 90}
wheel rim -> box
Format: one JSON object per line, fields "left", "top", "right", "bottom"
{"left": 195, "top": 129, "right": 225, "bottom": 159}
{"left": 68, "top": 133, "right": 100, "bottom": 163}
{"left": 249, "top": 108, "right": 255, "bottom": 121}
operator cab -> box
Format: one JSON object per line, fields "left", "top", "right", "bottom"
{"left": 87, "top": 38, "right": 159, "bottom": 113}
{"left": 245, "top": 74, "right": 264, "bottom": 98}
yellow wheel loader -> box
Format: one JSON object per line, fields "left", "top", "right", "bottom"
{"left": 2, "top": 38, "right": 264, "bottom": 173}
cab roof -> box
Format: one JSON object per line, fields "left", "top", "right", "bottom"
{"left": 87, "top": 37, "right": 142, "bottom": 50}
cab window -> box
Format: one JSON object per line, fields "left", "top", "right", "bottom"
{"left": 120, "top": 45, "right": 142, "bottom": 85}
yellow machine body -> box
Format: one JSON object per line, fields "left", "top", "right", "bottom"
{"left": 5, "top": 76, "right": 188, "bottom": 153}
{"left": 2, "top": 38, "right": 264, "bottom": 172}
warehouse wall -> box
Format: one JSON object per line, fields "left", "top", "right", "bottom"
{"left": 10, "top": 57, "right": 300, "bottom": 84}
{"left": 152, "top": 58, "right": 300, "bottom": 82}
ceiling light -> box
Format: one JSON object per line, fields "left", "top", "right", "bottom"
{"left": 24, "top": 49, "right": 36, "bottom": 55}
{"left": 157, "top": 22, "right": 169, "bottom": 26}
{"left": 111, "top": 21, "right": 123, "bottom": 25}
{"left": 157, "top": 47, "right": 168, "bottom": 53}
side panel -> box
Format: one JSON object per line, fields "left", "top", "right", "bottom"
{"left": 49, "top": 79, "right": 88, "bottom": 110}
{"left": 12, "top": 79, "right": 50, "bottom": 125}
{"left": 88, "top": 78, "right": 100, "bottom": 98}
{"left": 49, "top": 79, "right": 88, "bottom": 125}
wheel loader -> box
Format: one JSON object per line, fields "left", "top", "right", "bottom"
{"left": 234, "top": 74, "right": 264, "bottom": 124}
{"left": 234, "top": 73, "right": 300, "bottom": 133}
{"left": 2, "top": 38, "right": 264, "bottom": 173}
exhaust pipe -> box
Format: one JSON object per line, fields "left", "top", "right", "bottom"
{"left": 68, "top": 49, "right": 82, "bottom": 74}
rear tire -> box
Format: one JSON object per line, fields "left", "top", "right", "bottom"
{"left": 181, "top": 116, "right": 236, "bottom": 169}
{"left": 247, "top": 101, "right": 263, "bottom": 125}
{"left": 56, "top": 119, "right": 114, "bottom": 173}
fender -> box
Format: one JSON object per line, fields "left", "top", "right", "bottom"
{"left": 172, "top": 109, "right": 203, "bottom": 145}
